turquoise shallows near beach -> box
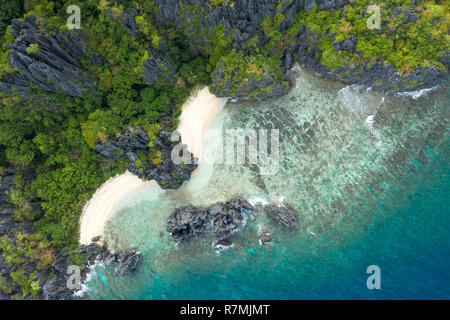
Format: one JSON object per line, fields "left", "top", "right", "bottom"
{"left": 84, "top": 67, "right": 449, "bottom": 299}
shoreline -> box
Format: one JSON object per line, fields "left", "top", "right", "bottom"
{"left": 78, "top": 86, "right": 228, "bottom": 245}
{"left": 79, "top": 171, "right": 156, "bottom": 245}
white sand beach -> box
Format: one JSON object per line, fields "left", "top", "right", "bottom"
{"left": 177, "top": 87, "right": 229, "bottom": 159}
{"left": 79, "top": 171, "right": 156, "bottom": 245}
{"left": 79, "top": 86, "right": 228, "bottom": 245}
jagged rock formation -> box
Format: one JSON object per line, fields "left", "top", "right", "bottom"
{"left": 119, "top": 9, "right": 139, "bottom": 35}
{"left": 263, "top": 204, "right": 298, "bottom": 230}
{"left": 166, "top": 206, "right": 208, "bottom": 242}
{"left": 96, "top": 127, "right": 197, "bottom": 189}
{"left": 207, "top": 199, "right": 254, "bottom": 240}
{"left": 143, "top": 55, "right": 177, "bottom": 86}
{"left": 0, "top": 16, "right": 94, "bottom": 97}
{"left": 167, "top": 198, "right": 255, "bottom": 243}
{"left": 0, "top": 169, "right": 15, "bottom": 218}
{"left": 156, "top": 0, "right": 346, "bottom": 49}
{"left": 154, "top": 0, "right": 349, "bottom": 100}
{"left": 213, "top": 239, "right": 234, "bottom": 251}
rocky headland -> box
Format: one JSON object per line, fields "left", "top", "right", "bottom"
{"left": 96, "top": 126, "right": 197, "bottom": 189}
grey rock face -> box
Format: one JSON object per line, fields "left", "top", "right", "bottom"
{"left": 0, "top": 169, "right": 35, "bottom": 237}
{"left": 79, "top": 244, "right": 142, "bottom": 277}
{"left": 393, "top": 8, "right": 418, "bottom": 24}
{"left": 155, "top": 0, "right": 346, "bottom": 50}
{"left": 167, "top": 206, "right": 208, "bottom": 242}
{"left": 143, "top": 55, "right": 177, "bottom": 86}
{"left": 213, "top": 239, "right": 234, "bottom": 251}
{"left": 0, "top": 16, "right": 94, "bottom": 97}
{"left": 120, "top": 9, "right": 139, "bottom": 35}
{"left": 208, "top": 198, "right": 254, "bottom": 240}
{"left": 264, "top": 204, "right": 298, "bottom": 230}
{"left": 167, "top": 198, "right": 255, "bottom": 243}
{"left": 332, "top": 35, "right": 357, "bottom": 51}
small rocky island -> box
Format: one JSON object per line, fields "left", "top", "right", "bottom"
{"left": 264, "top": 204, "right": 298, "bottom": 230}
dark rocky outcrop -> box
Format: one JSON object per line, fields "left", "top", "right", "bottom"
{"left": 167, "top": 198, "right": 255, "bottom": 243}
{"left": 0, "top": 16, "right": 94, "bottom": 97}
{"left": 207, "top": 199, "right": 254, "bottom": 240}
{"left": 75, "top": 243, "right": 142, "bottom": 277}
{"left": 332, "top": 35, "right": 357, "bottom": 51}
{"left": 155, "top": 0, "right": 346, "bottom": 51}
{"left": 0, "top": 169, "right": 37, "bottom": 238}
{"left": 166, "top": 206, "right": 208, "bottom": 242}
{"left": 119, "top": 9, "right": 139, "bottom": 35}
{"left": 154, "top": 0, "right": 350, "bottom": 100}
{"left": 35, "top": 243, "right": 142, "bottom": 300}
{"left": 213, "top": 239, "right": 234, "bottom": 251}
{"left": 96, "top": 127, "right": 197, "bottom": 189}
{"left": 264, "top": 204, "right": 298, "bottom": 230}
{"left": 143, "top": 55, "right": 177, "bottom": 86}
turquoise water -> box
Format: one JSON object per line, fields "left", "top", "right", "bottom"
{"left": 86, "top": 67, "right": 449, "bottom": 299}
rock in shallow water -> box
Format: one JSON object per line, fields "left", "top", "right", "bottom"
{"left": 264, "top": 204, "right": 298, "bottom": 230}
{"left": 213, "top": 239, "right": 234, "bottom": 251}
{"left": 166, "top": 206, "right": 208, "bottom": 242}
{"left": 166, "top": 198, "right": 255, "bottom": 243}
{"left": 259, "top": 229, "right": 273, "bottom": 246}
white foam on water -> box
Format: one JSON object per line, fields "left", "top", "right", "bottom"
{"left": 364, "top": 114, "right": 385, "bottom": 151}
{"left": 248, "top": 196, "right": 269, "bottom": 207}
{"left": 397, "top": 86, "right": 438, "bottom": 100}
{"left": 73, "top": 260, "right": 105, "bottom": 298}
{"left": 337, "top": 84, "right": 365, "bottom": 112}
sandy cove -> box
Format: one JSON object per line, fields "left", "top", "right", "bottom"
{"left": 79, "top": 87, "right": 228, "bottom": 245}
